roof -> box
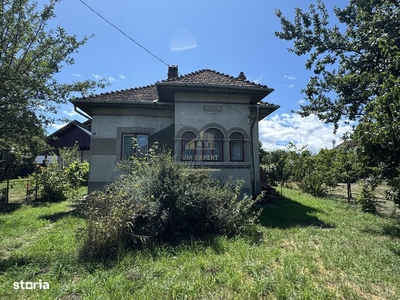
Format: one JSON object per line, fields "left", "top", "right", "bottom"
{"left": 47, "top": 120, "right": 91, "bottom": 140}
{"left": 164, "top": 69, "right": 269, "bottom": 87}
{"left": 70, "top": 68, "right": 278, "bottom": 115}
{"left": 47, "top": 120, "right": 91, "bottom": 149}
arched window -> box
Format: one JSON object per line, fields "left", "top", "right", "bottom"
{"left": 203, "top": 128, "right": 223, "bottom": 161}
{"left": 230, "top": 132, "right": 244, "bottom": 161}
{"left": 181, "top": 131, "right": 197, "bottom": 161}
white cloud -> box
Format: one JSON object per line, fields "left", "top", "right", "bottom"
{"left": 72, "top": 73, "right": 82, "bottom": 78}
{"left": 119, "top": 74, "right": 126, "bottom": 79}
{"left": 297, "top": 99, "right": 306, "bottom": 105}
{"left": 63, "top": 107, "right": 78, "bottom": 117}
{"left": 253, "top": 75, "right": 263, "bottom": 84}
{"left": 289, "top": 84, "right": 294, "bottom": 88}
{"left": 92, "top": 74, "right": 103, "bottom": 79}
{"left": 109, "top": 77, "right": 117, "bottom": 82}
{"left": 259, "top": 113, "right": 354, "bottom": 153}
{"left": 284, "top": 75, "right": 296, "bottom": 80}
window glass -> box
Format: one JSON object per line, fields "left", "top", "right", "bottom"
{"left": 122, "top": 134, "right": 148, "bottom": 159}
{"left": 230, "top": 132, "right": 244, "bottom": 161}
{"left": 181, "top": 131, "right": 196, "bottom": 161}
{"left": 203, "top": 129, "right": 223, "bottom": 161}
{"left": 122, "top": 135, "right": 135, "bottom": 160}
{"left": 136, "top": 134, "right": 148, "bottom": 157}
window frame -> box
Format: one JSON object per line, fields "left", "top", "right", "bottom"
{"left": 121, "top": 133, "right": 149, "bottom": 160}
{"left": 229, "top": 132, "right": 244, "bottom": 162}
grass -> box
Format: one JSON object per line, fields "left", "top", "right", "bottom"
{"left": 0, "top": 188, "right": 400, "bottom": 299}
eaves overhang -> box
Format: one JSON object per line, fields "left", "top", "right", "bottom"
{"left": 249, "top": 103, "right": 281, "bottom": 120}
{"left": 69, "top": 99, "right": 174, "bottom": 117}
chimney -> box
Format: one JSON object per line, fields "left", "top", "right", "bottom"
{"left": 168, "top": 65, "right": 178, "bottom": 80}
{"left": 237, "top": 71, "right": 246, "bottom": 81}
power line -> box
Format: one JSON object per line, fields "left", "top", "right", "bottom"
{"left": 79, "top": 0, "right": 169, "bottom": 67}
{"left": 79, "top": 0, "right": 251, "bottom": 119}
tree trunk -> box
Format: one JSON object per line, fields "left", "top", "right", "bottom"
{"left": 347, "top": 179, "right": 352, "bottom": 204}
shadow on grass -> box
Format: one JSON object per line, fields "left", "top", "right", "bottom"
{"left": 39, "top": 208, "right": 82, "bottom": 223}
{"left": 258, "top": 196, "right": 334, "bottom": 229}
{"left": 0, "top": 203, "right": 23, "bottom": 214}
{"left": 362, "top": 223, "right": 400, "bottom": 239}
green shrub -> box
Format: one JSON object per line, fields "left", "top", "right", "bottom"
{"left": 78, "top": 149, "right": 259, "bottom": 261}
{"left": 64, "top": 161, "right": 89, "bottom": 188}
{"left": 32, "top": 163, "right": 71, "bottom": 202}
{"left": 29, "top": 144, "right": 89, "bottom": 202}
{"left": 358, "top": 178, "right": 378, "bottom": 214}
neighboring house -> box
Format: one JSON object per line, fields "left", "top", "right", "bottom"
{"left": 71, "top": 66, "right": 279, "bottom": 195}
{"left": 36, "top": 120, "right": 91, "bottom": 165}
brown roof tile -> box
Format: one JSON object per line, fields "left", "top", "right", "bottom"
{"left": 78, "top": 84, "right": 158, "bottom": 103}
{"left": 75, "top": 69, "right": 272, "bottom": 103}
{"left": 161, "top": 69, "right": 269, "bottom": 88}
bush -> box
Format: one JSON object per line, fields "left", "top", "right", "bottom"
{"left": 35, "top": 163, "right": 71, "bottom": 201}
{"left": 29, "top": 145, "right": 89, "bottom": 202}
{"left": 358, "top": 178, "right": 378, "bottom": 214}
{"left": 78, "top": 149, "right": 259, "bottom": 261}
{"left": 64, "top": 161, "right": 89, "bottom": 188}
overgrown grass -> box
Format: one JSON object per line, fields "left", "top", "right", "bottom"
{"left": 1, "top": 188, "right": 400, "bottom": 299}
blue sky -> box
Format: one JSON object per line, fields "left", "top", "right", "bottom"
{"left": 43, "top": 0, "right": 353, "bottom": 153}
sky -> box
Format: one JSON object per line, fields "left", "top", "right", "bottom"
{"left": 41, "top": 0, "right": 353, "bottom": 153}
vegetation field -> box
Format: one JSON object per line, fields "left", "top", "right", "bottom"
{"left": 328, "top": 182, "right": 400, "bottom": 218}
{"left": 1, "top": 188, "right": 400, "bottom": 299}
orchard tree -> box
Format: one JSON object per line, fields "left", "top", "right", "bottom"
{"left": 275, "top": 0, "right": 400, "bottom": 204}
{"left": 0, "top": 0, "right": 106, "bottom": 184}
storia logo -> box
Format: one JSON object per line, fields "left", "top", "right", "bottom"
{"left": 13, "top": 280, "right": 50, "bottom": 290}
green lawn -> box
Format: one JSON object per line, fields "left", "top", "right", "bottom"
{"left": 1, "top": 188, "right": 399, "bottom": 299}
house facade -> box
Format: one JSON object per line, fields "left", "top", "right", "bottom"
{"left": 71, "top": 66, "right": 279, "bottom": 195}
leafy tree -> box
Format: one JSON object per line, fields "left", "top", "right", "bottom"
{"left": 275, "top": 0, "right": 400, "bottom": 202}
{"left": 261, "top": 148, "right": 289, "bottom": 186}
{"left": 0, "top": 0, "right": 106, "bottom": 184}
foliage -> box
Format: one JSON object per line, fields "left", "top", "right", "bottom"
{"left": 261, "top": 148, "right": 289, "bottom": 185}
{"left": 275, "top": 0, "right": 400, "bottom": 204}
{"left": 385, "top": 176, "right": 400, "bottom": 209}
{"left": 34, "top": 163, "right": 70, "bottom": 201}
{"left": 29, "top": 144, "right": 88, "bottom": 201}
{"left": 79, "top": 148, "right": 259, "bottom": 261}
{"left": 0, "top": 0, "right": 107, "bottom": 185}
{"left": 0, "top": 111, "right": 47, "bottom": 183}
{"left": 358, "top": 178, "right": 379, "bottom": 214}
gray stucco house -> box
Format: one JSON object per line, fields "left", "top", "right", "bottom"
{"left": 71, "top": 66, "right": 279, "bottom": 195}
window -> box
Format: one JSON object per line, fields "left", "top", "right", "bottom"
{"left": 122, "top": 134, "right": 148, "bottom": 159}
{"left": 202, "top": 128, "right": 223, "bottom": 161}
{"left": 181, "top": 131, "right": 198, "bottom": 161}
{"left": 230, "top": 132, "right": 244, "bottom": 161}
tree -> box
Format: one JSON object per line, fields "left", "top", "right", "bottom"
{"left": 275, "top": 0, "right": 400, "bottom": 202}
{"left": 0, "top": 0, "right": 106, "bottom": 185}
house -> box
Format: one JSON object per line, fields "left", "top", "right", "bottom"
{"left": 36, "top": 120, "right": 91, "bottom": 165}
{"left": 71, "top": 66, "right": 279, "bottom": 195}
